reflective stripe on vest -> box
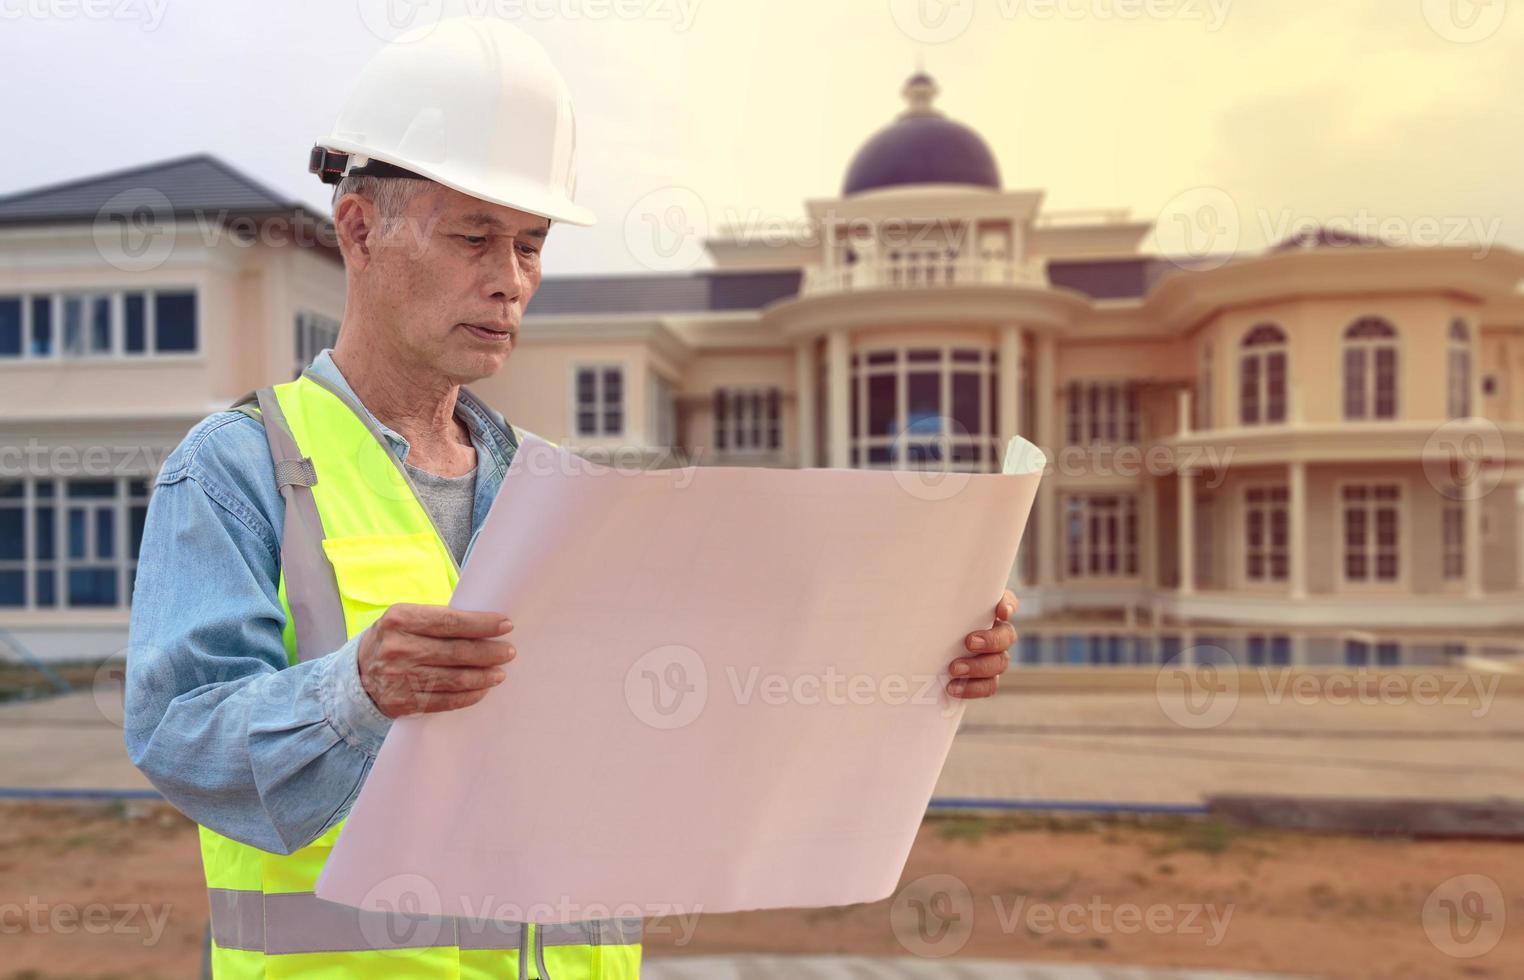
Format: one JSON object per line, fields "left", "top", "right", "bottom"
{"left": 203, "top": 374, "right": 642, "bottom": 978}
{"left": 208, "top": 888, "right": 643, "bottom": 953}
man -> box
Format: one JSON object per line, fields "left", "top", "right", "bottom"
{"left": 126, "top": 16, "right": 1017, "bottom": 979}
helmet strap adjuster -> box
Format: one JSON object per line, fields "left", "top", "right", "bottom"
{"left": 308, "top": 145, "right": 351, "bottom": 185}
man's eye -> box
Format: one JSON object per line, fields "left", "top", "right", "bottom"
{"left": 517, "top": 242, "right": 540, "bottom": 257}
{"left": 459, "top": 235, "right": 488, "bottom": 246}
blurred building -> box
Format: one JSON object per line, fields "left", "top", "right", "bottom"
{"left": 2, "top": 74, "right": 1522, "bottom": 666}
{"left": 0, "top": 155, "right": 344, "bottom": 662}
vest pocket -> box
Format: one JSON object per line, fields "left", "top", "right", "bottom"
{"left": 321, "top": 531, "right": 458, "bottom": 637}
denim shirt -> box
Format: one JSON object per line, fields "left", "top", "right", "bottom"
{"left": 124, "top": 349, "right": 518, "bottom": 854}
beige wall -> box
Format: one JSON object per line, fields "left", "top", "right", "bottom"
{"left": 1190, "top": 295, "right": 1486, "bottom": 428}
{"left": 478, "top": 339, "right": 660, "bottom": 451}
{"left": 1165, "top": 462, "right": 1517, "bottom": 599}
{"left": 680, "top": 350, "right": 795, "bottom": 462}
{"left": 1479, "top": 327, "right": 1524, "bottom": 424}
{"left": 0, "top": 229, "right": 343, "bottom": 418}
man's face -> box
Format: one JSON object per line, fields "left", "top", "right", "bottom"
{"left": 354, "top": 183, "right": 549, "bottom": 384}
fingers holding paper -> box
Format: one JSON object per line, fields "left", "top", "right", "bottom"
{"left": 357, "top": 604, "right": 517, "bottom": 717}
{"left": 948, "top": 590, "right": 1017, "bottom": 699}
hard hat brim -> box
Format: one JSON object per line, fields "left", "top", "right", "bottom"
{"left": 323, "top": 142, "right": 597, "bottom": 228}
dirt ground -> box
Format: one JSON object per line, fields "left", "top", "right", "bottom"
{"left": 0, "top": 803, "right": 1518, "bottom": 979}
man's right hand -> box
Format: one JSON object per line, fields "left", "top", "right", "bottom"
{"left": 356, "top": 605, "right": 516, "bottom": 718}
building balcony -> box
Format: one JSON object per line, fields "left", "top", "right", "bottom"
{"left": 800, "top": 256, "right": 1047, "bottom": 296}
{"left": 1163, "top": 389, "right": 1524, "bottom": 467}
{"left": 1017, "top": 581, "right": 1524, "bottom": 630}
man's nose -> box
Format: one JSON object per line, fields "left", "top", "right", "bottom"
{"left": 485, "top": 255, "right": 527, "bottom": 304}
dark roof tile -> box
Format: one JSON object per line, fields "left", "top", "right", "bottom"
{"left": 528, "top": 270, "right": 801, "bottom": 315}
{"left": 0, "top": 153, "right": 319, "bottom": 226}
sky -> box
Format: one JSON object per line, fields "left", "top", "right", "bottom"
{"left": 1, "top": 0, "right": 1518, "bottom": 276}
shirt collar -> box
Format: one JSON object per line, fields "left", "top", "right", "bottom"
{"left": 304, "top": 348, "right": 518, "bottom": 475}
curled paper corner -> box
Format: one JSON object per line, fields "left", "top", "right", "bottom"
{"left": 1001, "top": 436, "right": 1048, "bottom": 476}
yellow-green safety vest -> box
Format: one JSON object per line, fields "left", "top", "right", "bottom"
{"left": 201, "top": 371, "right": 642, "bottom": 978}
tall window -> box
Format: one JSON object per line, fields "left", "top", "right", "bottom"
{"left": 1345, "top": 640, "right": 1400, "bottom": 667}
{"left": 574, "top": 365, "right": 624, "bottom": 437}
{"left": 1065, "top": 381, "right": 1140, "bottom": 445}
{"left": 0, "top": 289, "right": 197, "bottom": 360}
{"left": 1342, "top": 484, "right": 1400, "bottom": 583}
{"left": 1021, "top": 352, "right": 1034, "bottom": 445}
{"left": 1442, "top": 502, "right": 1464, "bottom": 581}
{"left": 61, "top": 294, "right": 113, "bottom": 357}
{"left": 1244, "top": 485, "right": 1289, "bottom": 583}
{"left": 851, "top": 347, "right": 999, "bottom": 470}
{"left": 294, "top": 310, "right": 341, "bottom": 377}
{"left": 1194, "top": 495, "right": 1215, "bottom": 589}
{"left": 1196, "top": 340, "right": 1214, "bottom": 430}
{"left": 0, "top": 297, "right": 19, "bottom": 357}
{"left": 0, "top": 478, "right": 150, "bottom": 609}
{"left": 1064, "top": 494, "right": 1139, "bottom": 578}
{"left": 1239, "top": 324, "right": 1287, "bottom": 425}
{"left": 1343, "top": 317, "right": 1398, "bottom": 420}
{"left": 1448, "top": 318, "right": 1472, "bottom": 419}
{"left": 714, "top": 387, "right": 780, "bottom": 453}
{"left": 814, "top": 341, "right": 828, "bottom": 467}
{"left": 1247, "top": 634, "right": 1291, "bottom": 666}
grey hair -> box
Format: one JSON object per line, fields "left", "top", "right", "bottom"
{"left": 330, "top": 174, "right": 433, "bottom": 232}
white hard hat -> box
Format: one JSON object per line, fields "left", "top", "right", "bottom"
{"left": 310, "top": 16, "right": 595, "bottom": 227}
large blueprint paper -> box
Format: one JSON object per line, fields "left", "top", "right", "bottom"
{"left": 316, "top": 436, "right": 1045, "bottom": 922}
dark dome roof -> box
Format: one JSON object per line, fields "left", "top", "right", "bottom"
{"left": 842, "top": 73, "right": 1001, "bottom": 196}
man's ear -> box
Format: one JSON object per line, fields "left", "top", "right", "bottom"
{"left": 334, "top": 194, "right": 379, "bottom": 271}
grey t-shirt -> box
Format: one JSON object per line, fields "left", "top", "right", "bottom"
{"left": 404, "top": 460, "right": 478, "bottom": 565}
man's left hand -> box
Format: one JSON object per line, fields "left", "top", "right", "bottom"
{"left": 947, "top": 589, "right": 1017, "bottom": 699}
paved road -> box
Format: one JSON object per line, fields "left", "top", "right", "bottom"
{"left": 643, "top": 954, "right": 1306, "bottom": 978}
{"left": 1, "top": 677, "right": 1520, "bottom": 805}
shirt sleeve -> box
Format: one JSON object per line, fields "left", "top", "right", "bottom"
{"left": 124, "top": 413, "right": 392, "bottom": 855}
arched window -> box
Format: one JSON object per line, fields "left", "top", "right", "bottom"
{"left": 1239, "top": 323, "right": 1287, "bottom": 425}
{"left": 1448, "top": 318, "right": 1472, "bottom": 419}
{"left": 1343, "top": 317, "right": 1398, "bottom": 420}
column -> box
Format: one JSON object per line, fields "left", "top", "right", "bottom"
{"left": 1289, "top": 461, "right": 1307, "bottom": 600}
{"left": 997, "top": 324, "right": 1022, "bottom": 453}
{"left": 1178, "top": 467, "right": 1196, "bottom": 596}
{"left": 999, "top": 326, "right": 1026, "bottom": 589}
{"left": 1141, "top": 477, "right": 1158, "bottom": 590}
{"left": 795, "top": 340, "right": 816, "bottom": 468}
{"left": 1470, "top": 337, "right": 1484, "bottom": 419}
{"left": 827, "top": 330, "right": 851, "bottom": 469}
{"left": 1177, "top": 387, "right": 1192, "bottom": 437}
{"left": 1034, "top": 332, "right": 1058, "bottom": 585}
{"left": 1516, "top": 484, "right": 1524, "bottom": 591}
{"left": 1465, "top": 485, "right": 1484, "bottom": 599}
